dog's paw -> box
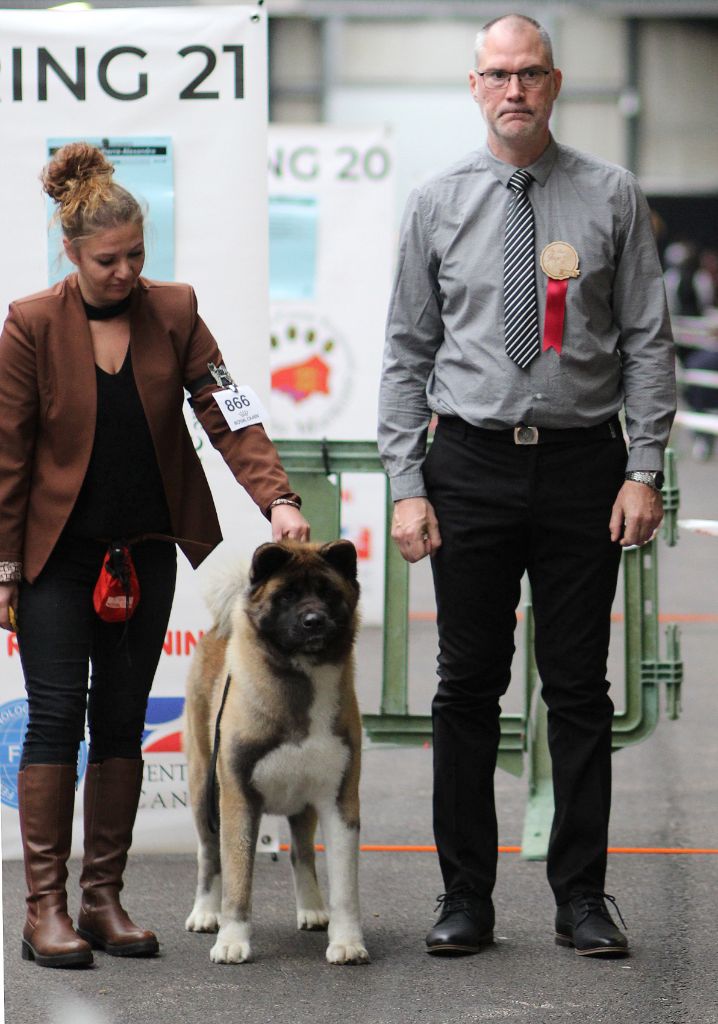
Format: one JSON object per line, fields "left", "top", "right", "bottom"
{"left": 326, "top": 940, "right": 370, "bottom": 965}
{"left": 209, "top": 939, "right": 252, "bottom": 964}
{"left": 210, "top": 922, "right": 252, "bottom": 964}
{"left": 297, "top": 908, "right": 329, "bottom": 931}
{"left": 185, "top": 908, "right": 220, "bottom": 933}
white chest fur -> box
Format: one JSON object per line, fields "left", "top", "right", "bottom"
{"left": 251, "top": 662, "right": 350, "bottom": 816}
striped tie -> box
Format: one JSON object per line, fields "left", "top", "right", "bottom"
{"left": 504, "top": 169, "right": 540, "bottom": 368}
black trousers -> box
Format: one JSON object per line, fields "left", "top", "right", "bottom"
{"left": 423, "top": 417, "right": 627, "bottom": 905}
{"left": 17, "top": 536, "right": 177, "bottom": 768}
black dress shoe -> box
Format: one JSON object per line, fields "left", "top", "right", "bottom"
{"left": 555, "top": 892, "right": 629, "bottom": 957}
{"left": 426, "top": 892, "right": 494, "bottom": 956}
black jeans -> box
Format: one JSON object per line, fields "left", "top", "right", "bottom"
{"left": 17, "top": 536, "right": 177, "bottom": 768}
{"left": 423, "top": 417, "right": 627, "bottom": 906}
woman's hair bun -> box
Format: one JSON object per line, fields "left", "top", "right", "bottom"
{"left": 41, "top": 142, "right": 115, "bottom": 205}
{"left": 40, "top": 141, "right": 142, "bottom": 241}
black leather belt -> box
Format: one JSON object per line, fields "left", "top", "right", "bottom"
{"left": 438, "top": 415, "right": 620, "bottom": 445}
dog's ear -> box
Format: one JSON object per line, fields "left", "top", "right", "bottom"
{"left": 250, "top": 543, "right": 294, "bottom": 586}
{"left": 319, "top": 540, "right": 358, "bottom": 582}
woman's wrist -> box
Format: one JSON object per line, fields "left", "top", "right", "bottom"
{"left": 268, "top": 497, "right": 301, "bottom": 512}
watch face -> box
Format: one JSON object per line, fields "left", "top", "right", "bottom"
{"left": 655, "top": 472, "right": 665, "bottom": 490}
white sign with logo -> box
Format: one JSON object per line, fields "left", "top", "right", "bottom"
{"left": 268, "top": 126, "right": 396, "bottom": 622}
{"left": 0, "top": 5, "right": 273, "bottom": 859}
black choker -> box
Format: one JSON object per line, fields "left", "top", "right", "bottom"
{"left": 82, "top": 293, "right": 133, "bottom": 321}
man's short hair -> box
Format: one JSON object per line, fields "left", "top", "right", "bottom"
{"left": 474, "top": 14, "right": 554, "bottom": 68}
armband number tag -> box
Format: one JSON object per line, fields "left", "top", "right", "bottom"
{"left": 212, "top": 386, "right": 267, "bottom": 431}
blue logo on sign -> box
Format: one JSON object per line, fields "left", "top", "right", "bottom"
{"left": 0, "top": 699, "right": 88, "bottom": 809}
{"left": 142, "top": 696, "right": 185, "bottom": 749}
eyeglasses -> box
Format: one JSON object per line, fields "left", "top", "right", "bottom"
{"left": 476, "top": 67, "right": 552, "bottom": 91}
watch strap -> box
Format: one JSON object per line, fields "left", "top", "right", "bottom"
{"left": 625, "top": 471, "right": 663, "bottom": 490}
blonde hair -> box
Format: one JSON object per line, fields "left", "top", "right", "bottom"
{"left": 41, "top": 142, "right": 144, "bottom": 244}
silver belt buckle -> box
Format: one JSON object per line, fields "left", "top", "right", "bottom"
{"left": 514, "top": 424, "right": 539, "bottom": 445}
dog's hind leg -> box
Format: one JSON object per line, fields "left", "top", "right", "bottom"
{"left": 320, "top": 805, "right": 370, "bottom": 965}
{"left": 209, "top": 779, "right": 260, "bottom": 964}
{"left": 289, "top": 806, "right": 329, "bottom": 931}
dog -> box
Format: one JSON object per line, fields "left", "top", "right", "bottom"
{"left": 184, "top": 539, "right": 369, "bottom": 966}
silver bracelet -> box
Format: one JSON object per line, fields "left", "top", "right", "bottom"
{"left": 0, "top": 561, "right": 22, "bottom": 584}
{"left": 269, "top": 498, "right": 301, "bottom": 511}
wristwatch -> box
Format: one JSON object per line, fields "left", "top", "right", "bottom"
{"left": 625, "top": 470, "right": 664, "bottom": 491}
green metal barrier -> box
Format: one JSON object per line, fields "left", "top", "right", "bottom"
{"left": 275, "top": 440, "right": 682, "bottom": 858}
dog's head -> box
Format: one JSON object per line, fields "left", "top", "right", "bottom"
{"left": 245, "top": 540, "right": 360, "bottom": 661}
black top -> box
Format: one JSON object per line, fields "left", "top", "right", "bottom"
{"left": 65, "top": 347, "right": 172, "bottom": 540}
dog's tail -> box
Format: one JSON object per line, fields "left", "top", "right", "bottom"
{"left": 201, "top": 557, "right": 249, "bottom": 639}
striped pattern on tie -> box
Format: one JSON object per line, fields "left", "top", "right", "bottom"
{"left": 504, "top": 169, "right": 540, "bottom": 369}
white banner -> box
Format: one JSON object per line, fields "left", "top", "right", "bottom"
{"left": 268, "top": 125, "right": 396, "bottom": 622}
{"left": 0, "top": 5, "right": 274, "bottom": 859}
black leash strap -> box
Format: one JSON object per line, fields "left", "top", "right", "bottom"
{"left": 206, "top": 672, "right": 233, "bottom": 835}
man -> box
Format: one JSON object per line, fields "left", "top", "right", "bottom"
{"left": 378, "top": 14, "right": 675, "bottom": 959}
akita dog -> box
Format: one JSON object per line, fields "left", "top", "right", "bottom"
{"left": 184, "top": 540, "right": 369, "bottom": 965}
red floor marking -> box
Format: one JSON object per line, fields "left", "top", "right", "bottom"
{"left": 278, "top": 844, "right": 718, "bottom": 855}
{"left": 408, "top": 611, "right": 718, "bottom": 624}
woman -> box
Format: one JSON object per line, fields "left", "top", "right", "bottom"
{"left": 0, "top": 143, "right": 309, "bottom": 969}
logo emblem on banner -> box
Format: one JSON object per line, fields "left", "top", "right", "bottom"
{"left": 270, "top": 311, "right": 353, "bottom": 436}
{"left": 143, "top": 696, "right": 185, "bottom": 753}
{"left": 0, "top": 696, "right": 185, "bottom": 809}
{"left": 0, "top": 699, "right": 88, "bottom": 809}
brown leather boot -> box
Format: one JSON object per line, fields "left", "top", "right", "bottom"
{"left": 18, "top": 765, "right": 94, "bottom": 968}
{"left": 77, "top": 758, "right": 159, "bottom": 956}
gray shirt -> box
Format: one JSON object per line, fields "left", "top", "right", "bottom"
{"left": 378, "top": 138, "right": 677, "bottom": 501}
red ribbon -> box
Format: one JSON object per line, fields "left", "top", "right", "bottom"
{"left": 543, "top": 278, "right": 569, "bottom": 355}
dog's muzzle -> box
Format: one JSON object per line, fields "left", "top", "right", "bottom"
{"left": 298, "top": 610, "right": 331, "bottom": 651}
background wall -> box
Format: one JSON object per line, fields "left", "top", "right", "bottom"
{"left": 265, "top": 3, "right": 718, "bottom": 236}
{"left": 3, "top": 3, "right": 716, "bottom": 253}
{"left": 1, "top": 0, "right": 715, "bottom": 856}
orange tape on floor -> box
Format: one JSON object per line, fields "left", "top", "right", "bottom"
{"left": 408, "top": 611, "right": 718, "bottom": 624}
{"left": 278, "top": 844, "right": 718, "bottom": 855}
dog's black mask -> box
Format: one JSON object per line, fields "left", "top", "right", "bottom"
{"left": 248, "top": 541, "right": 359, "bottom": 661}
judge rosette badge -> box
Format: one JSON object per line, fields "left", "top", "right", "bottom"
{"left": 269, "top": 311, "right": 353, "bottom": 436}
{"left": 540, "top": 241, "right": 579, "bottom": 355}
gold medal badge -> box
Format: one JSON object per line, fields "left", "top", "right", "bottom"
{"left": 540, "top": 241, "right": 580, "bottom": 281}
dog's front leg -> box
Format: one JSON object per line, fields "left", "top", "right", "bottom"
{"left": 185, "top": 768, "right": 222, "bottom": 933}
{"left": 320, "top": 805, "right": 369, "bottom": 965}
{"left": 185, "top": 835, "right": 222, "bottom": 934}
{"left": 210, "top": 781, "right": 261, "bottom": 964}
{"left": 289, "top": 805, "right": 329, "bottom": 931}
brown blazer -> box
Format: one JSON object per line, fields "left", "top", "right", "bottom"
{"left": 0, "top": 274, "right": 299, "bottom": 582}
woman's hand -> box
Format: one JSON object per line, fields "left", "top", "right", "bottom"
{"left": 270, "top": 504, "right": 311, "bottom": 542}
{"left": 0, "top": 582, "right": 19, "bottom": 631}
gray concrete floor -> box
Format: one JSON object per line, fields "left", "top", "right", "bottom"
{"left": 4, "top": 427, "right": 718, "bottom": 1024}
